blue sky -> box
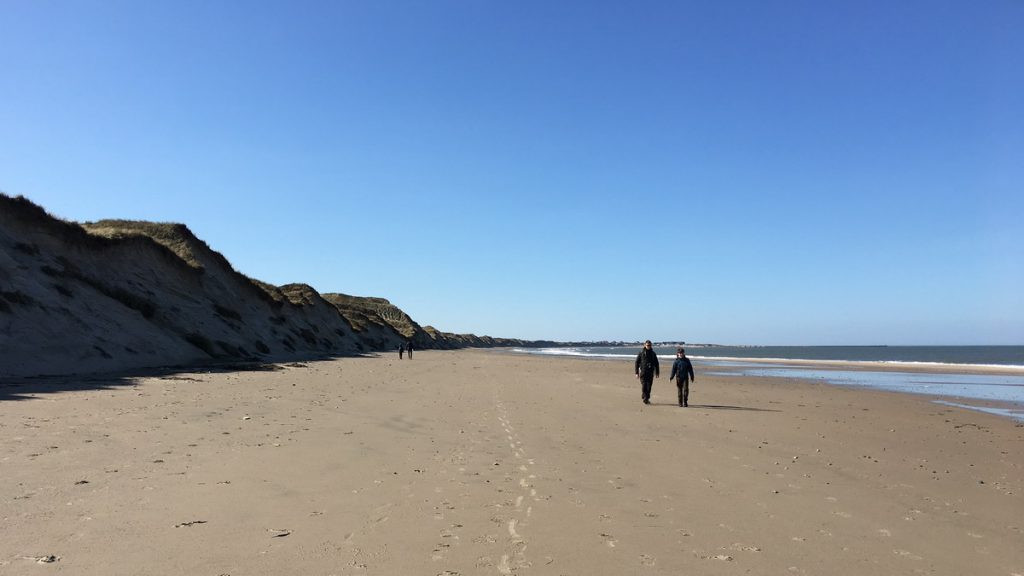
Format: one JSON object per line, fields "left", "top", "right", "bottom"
{"left": 2, "top": 1, "right": 1022, "bottom": 344}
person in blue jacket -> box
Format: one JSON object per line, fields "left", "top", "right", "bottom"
{"left": 669, "top": 347, "right": 696, "bottom": 407}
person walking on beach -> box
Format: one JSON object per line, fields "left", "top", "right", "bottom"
{"left": 669, "top": 347, "right": 696, "bottom": 407}
{"left": 634, "top": 340, "right": 660, "bottom": 405}
{"left": 406, "top": 341, "right": 414, "bottom": 359}
{"left": 399, "top": 343, "right": 405, "bottom": 359}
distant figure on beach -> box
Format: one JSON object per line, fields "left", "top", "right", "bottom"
{"left": 399, "top": 343, "right": 405, "bottom": 359}
{"left": 406, "top": 341, "right": 414, "bottom": 359}
{"left": 634, "top": 340, "right": 660, "bottom": 405}
{"left": 669, "top": 347, "right": 696, "bottom": 407}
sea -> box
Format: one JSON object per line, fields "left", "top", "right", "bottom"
{"left": 511, "top": 345, "right": 1024, "bottom": 421}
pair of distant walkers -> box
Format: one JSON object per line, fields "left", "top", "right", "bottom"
{"left": 398, "top": 341, "right": 414, "bottom": 360}
{"left": 634, "top": 340, "right": 695, "bottom": 407}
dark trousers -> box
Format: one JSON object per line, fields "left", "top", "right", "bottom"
{"left": 676, "top": 377, "right": 690, "bottom": 405}
{"left": 640, "top": 374, "right": 655, "bottom": 401}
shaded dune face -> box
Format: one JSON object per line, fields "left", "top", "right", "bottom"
{"left": 0, "top": 194, "right": 525, "bottom": 378}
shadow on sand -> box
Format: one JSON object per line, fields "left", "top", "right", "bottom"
{"left": 649, "top": 402, "right": 780, "bottom": 412}
{"left": 0, "top": 352, "right": 374, "bottom": 402}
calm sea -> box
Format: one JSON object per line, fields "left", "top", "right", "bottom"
{"left": 512, "top": 345, "right": 1024, "bottom": 421}
{"left": 518, "top": 345, "right": 1024, "bottom": 367}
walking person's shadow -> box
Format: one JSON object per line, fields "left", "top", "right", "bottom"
{"left": 649, "top": 402, "right": 780, "bottom": 412}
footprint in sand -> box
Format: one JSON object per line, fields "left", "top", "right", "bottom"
{"left": 431, "top": 543, "right": 450, "bottom": 561}
{"left": 893, "top": 549, "right": 923, "bottom": 560}
{"left": 23, "top": 555, "right": 60, "bottom": 564}
{"left": 639, "top": 554, "right": 656, "bottom": 566}
{"left": 600, "top": 533, "right": 617, "bottom": 547}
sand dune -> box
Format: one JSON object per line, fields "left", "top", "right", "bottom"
{"left": 0, "top": 194, "right": 534, "bottom": 378}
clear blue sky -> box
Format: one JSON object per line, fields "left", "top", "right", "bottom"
{"left": 2, "top": 1, "right": 1022, "bottom": 345}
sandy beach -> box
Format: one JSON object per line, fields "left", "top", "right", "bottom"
{"left": 2, "top": 349, "right": 1021, "bottom": 575}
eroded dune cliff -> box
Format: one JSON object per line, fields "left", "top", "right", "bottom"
{"left": 0, "top": 194, "right": 526, "bottom": 378}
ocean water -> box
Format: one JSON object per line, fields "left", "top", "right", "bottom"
{"left": 521, "top": 345, "right": 1024, "bottom": 368}
{"left": 512, "top": 345, "right": 1024, "bottom": 421}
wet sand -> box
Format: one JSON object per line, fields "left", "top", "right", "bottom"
{"left": 2, "top": 349, "right": 1021, "bottom": 575}
{"left": 694, "top": 355, "right": 1024, "bottom": 376}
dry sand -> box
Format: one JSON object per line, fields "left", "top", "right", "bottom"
{"left": 2, "top": 350, "right": 1022, "bottom": 575}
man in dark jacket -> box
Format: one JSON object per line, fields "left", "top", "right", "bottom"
{"left": 634, "top": 340, "right": 660, "bottom": 405}
{"left": 669, "top": 347, "right": 696, "bottom": 407}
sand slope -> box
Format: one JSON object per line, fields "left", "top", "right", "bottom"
{"left": 1, "top": 194, "right": 542, "bottom": 378}
{"left": 2, "top": 350, "right": 1021, "bottom": 575}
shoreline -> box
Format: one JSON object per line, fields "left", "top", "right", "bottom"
{"left": 506, "top": 348, "right": 1024, "bottom": 422}
{"left": 694, "top": 356, "right": 1024, "bottom": 375}
{"left": 2, "top": 349, "right": 1021, "bottom": 574}
{"left": 511, "top": 348, "right": 1024, "bottom": 375}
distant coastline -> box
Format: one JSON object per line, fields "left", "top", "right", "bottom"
{"left": 4, "top": 194, "right": 1020, "bottom": 380}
